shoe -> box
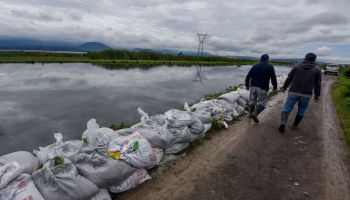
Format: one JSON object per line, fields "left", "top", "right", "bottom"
{"left": 292, "top": 115, "right": 303, "bottom": 130}
{"left": 279, "top": 124, "right": 285, "bottom": 133}
{"left": 249, "top": 105, "right": 255, "bottom": 118}
{"left": 251, "top": 105, "right": 265, "bottom": 123}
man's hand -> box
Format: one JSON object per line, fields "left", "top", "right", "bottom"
{"left": 314, "top": 96, "right": 320, "bottom": 103}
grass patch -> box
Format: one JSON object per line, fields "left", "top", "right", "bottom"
{"left": 109, "top": 122, "right": 131, "bottom": 131}
{"left": 332, "top": 67, "right": 350, "bottom": 145}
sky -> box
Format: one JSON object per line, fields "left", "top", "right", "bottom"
{"left": 0, "top": 0, "right": 349, "bottom": 63}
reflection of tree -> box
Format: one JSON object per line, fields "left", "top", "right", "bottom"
{"left": 193, "top": 66, "right": 203, "bottom": 84}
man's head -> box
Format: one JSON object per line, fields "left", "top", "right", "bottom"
{"left": 260, "top": 54, "right": 269, "bottom": 63}
{"left": 304, "top": 53, "right": 317, "bottom": 63}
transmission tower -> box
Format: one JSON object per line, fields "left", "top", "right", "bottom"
{"left": 197, "top": 32, "right": 208, "bottom": 56}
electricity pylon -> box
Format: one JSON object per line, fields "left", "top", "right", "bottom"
{"left": 197, "top": 32, "right": 208, "bottom": 56}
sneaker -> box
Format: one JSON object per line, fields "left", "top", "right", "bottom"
{"left": 279, "top": 124, "right": 285, "bottom": 133}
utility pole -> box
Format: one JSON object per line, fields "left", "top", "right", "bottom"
{"left": 197, "top": 32, "right": 208, "bottom": 56}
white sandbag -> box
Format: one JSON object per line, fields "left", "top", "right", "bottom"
{"left": 108, "top": 131, "right": 163, "bottom": 168}
{"left": 82, "top": 119, "right": 117, "bottom": 155}
{"left": 82, "top": 119, "right": 100, "bottom": 147}
{"left": 165, "top": 109, "right": 193, "bottom": 128}
{"left": 0, "top": 162, "right": 22, "bottom": 189}
{"left": 237, "top": 97, "right": 248, "bottom": 107}
{"left": 109, "top": 169, "right": 151, "bottom": 193}
{"left": 91, "top": 189, "right": 111, "bottom": 200}
{"left": 95, "top": 127, "right": 118, "bottom": 155}
{"left": 238, "top": 88, "right": 250, "bottom": 101}
{"left": 0, "top": 151, "right": 39, "bottom": 175}
{"left": 219, "top": 91, "right": 240, "bottom": 104}
{"left": 167, "top": 125, "right": 196, "bottom": 144}
{"left": 203, "top": 123, "right": 212, "bottom": 133}
{"left": 164, "top": 143, "right": 189, "bottom": 154}
{"left": 133, "top": 124, "right": 175, "bottom": 149}
{"left": 191, "top": 110, "right": 213, "bottom": 124}
{"left": 236, "top": 105, "right": 246, "bottom": 114}
{"left": 32, "top": 159, "right": 99, "bottom": 200}
{"left": 189, "top": 118, "right": 205, "bottom": 135}
{"left": 115, "top": 128, "right": 135, "bottom": 136}
{"left": 0, "top": 174, "right": 45, "bottom": 200}
{"left": 34, "top": 134, "right": 83, "bottom": 165}
{"left": 74, "top": 149, "right": 136, "bottom": 188}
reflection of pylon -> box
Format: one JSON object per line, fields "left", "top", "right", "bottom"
{"left": 197, "top": 33, "right": 208, "bottom": 56}
{"left": 193, "top": 66, "right": 203, "bottom": 83}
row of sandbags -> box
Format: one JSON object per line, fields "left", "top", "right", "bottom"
{"left": 0, "top": 75, "right": 286, "bottom": 200}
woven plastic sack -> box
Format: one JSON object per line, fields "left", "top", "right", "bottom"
{"left": 0, "top": 151, "right": 39, "bottom": 175}
{"left": 109, "top": 169, "right": 151, "bottom": 193}
{"left": 0, "top": 174, "right": 45, "bottom": 200}
{"left": 32, "top": 159, "right": 99, "bottom": 200}
{"left": 108, "top": 131, "right": 163, "bottom": 168}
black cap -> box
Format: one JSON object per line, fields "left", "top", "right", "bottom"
{"left": 304, "top": 53, "right": 317, "bottom": 62}
{"left": 260, "top": 54, "right": 269, "bottom": 63}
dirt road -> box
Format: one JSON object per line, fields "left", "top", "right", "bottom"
{"left": 116, "top": 75, "right": 350, "bottom": 200}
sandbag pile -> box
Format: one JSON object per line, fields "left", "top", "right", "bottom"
{"left": 0, "top": 75, "right": 286, "bottom": 199}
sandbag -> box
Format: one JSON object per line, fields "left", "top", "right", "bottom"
{"left": 109, "top": 169, "right": 151, "bottom": 193}
{"left": 133, "top": 124, "right": 175, "bottom": 149}
{"left": 0, "top": 162, "right": 22, "bottom": 189}
{"left": 164, "top": 143, "right": 189, "bottom": 154}
{"left": 238, "top": 88, "right": 250, "bottom": 101}
{"left": 0, "top": 174, "right": 45, "bottom": 200}
{"left": 74, "top": 149, "right": 136, "bottom": 188}
{"left": 81, "top": 119, "right": 117, "bottom": 155}
{"left": 108, "top": 131, "right": 163, "bottom": 168}
{"left": 91, "top": 189, "right": 111, "bottom": 200}
{"left": 219, "top": 91, "right": 240, "bottom": 103}
{"left": 189, "top": 118, "right": 205, "bottom": 135}
{"left": 167, "top": 125, "right": 196, "bottom": 144}
{"left": 191, "top": 110, "right": 213, "bottom": 124}
{"left": 32, "top": 159, "right": 99, "bottom": 200}
{"left": 34, "top": 134, "right": 83, "bottom": 165}
{"left": 0, "top": 151, "right": 39, "bottom": 175}
{"left": 237, "top": 97, "right": 247, "bottom": 107}
{"left": 165, "top": 109, "right": 193, "bottom": 128}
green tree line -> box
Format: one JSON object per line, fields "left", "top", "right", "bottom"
{"left": 86, "top": 49, "right": 234, "bottom": 62}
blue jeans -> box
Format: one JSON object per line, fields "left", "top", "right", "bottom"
{"left": 283, "top": 93, "right": 310, "bottom": 116}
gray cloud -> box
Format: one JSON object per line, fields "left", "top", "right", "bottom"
{"left": 0, "top": 0, "right": 349, "bottom": 61}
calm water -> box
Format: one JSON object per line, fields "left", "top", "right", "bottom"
{"left": 0, "top": 63, "right": 291, "bottom": 154}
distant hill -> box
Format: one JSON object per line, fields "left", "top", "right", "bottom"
{"left": 0, "top": 38, "right": 110, "bottom": 52}
{"left": 77, "top": 42, "right": 110, "bottom": 51}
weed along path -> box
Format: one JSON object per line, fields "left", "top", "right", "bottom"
{"left": 115, "top": 75, "right": 350, "bottom": 200}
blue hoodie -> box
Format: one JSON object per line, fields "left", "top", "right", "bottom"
{"left": 245, "top": 54, "right": 277, "bottom": 91}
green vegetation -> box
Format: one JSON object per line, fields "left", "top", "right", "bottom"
{"left": 0, "top": 50, "right": 294, "bottom": 67}
{"left": 109, "top": 122, "right": 132, "bottom": 131}
{"left": 332, "top": 67, "right": 350, "bottom": 145}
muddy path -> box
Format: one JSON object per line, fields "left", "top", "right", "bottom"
{"left": 115, "top": 75, "right": 350, "bottom": 200}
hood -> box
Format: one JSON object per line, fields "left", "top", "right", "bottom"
{"left": 260, "top": 54, "right": 269, "bottom": 63}
{"left": 301, "top": 52, "right": 317, "bottom": 70}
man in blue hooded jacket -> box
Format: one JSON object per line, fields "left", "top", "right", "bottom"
{"left": 245, "top": 54, "right": 277, "bottom": 123}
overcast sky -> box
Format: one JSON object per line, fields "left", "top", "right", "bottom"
{"left": 0, "top": 0, "right": 349, "bottom": 62}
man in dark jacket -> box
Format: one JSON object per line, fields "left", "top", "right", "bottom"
{"left": 279, "top": 52, "right": 322, "bottom": 133}
{"left": 245, "top": 54, "right": 277, "bottom": 123}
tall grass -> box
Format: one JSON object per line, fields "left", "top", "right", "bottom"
{"left": 332, "top": 67, "right": 350, "bottom": 145}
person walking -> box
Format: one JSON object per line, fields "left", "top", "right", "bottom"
{"left": 245, "top": 54, "right": 277, "bottom": 123}
{"left": 278, "top": 52, "right": 322, "bottom": 133}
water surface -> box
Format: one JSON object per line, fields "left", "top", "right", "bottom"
{"left": 0, "top": 63, "right": 290, "bottom": 154}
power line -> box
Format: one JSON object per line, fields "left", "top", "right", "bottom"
{"left": 197, "top": 32, "right": 208, "bottom": 56}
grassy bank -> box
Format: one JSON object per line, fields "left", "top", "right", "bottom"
{"left": 0, "top": 51, "right": 293, "bottom": 67}
{"left": 332, "top": 67, "right": 350, "bottom": 145}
